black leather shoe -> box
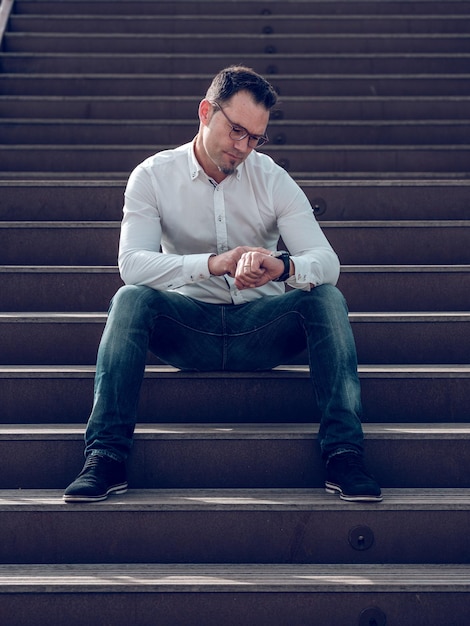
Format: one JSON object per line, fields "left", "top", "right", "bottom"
{"left": 325, "top": 452, "right": 382, "bottom": 502}
{"left": 63, "top": 454, "right": 128, "bottom": 503}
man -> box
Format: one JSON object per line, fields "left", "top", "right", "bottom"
{"left": 64, "top": 65, "right": 382, "bottom": 503}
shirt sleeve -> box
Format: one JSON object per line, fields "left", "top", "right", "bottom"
{"left": 118, "top": 163, "right": 213, "bottom": 290}
{"left": 274, "top": 172, "right": 340, "bottom": 289}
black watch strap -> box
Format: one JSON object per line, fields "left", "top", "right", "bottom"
{"left": 272, "top": 251, "right": 291, "bottom": 282}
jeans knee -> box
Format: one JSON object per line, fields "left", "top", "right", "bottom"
{"left": 110, "top": 284, "right": 149, "bottom": 311}
{"left": 300, "top": 284, "right": 348, "bottom": 318}
{"left": 107, "top": 286, "right": 157, "bottom": 332}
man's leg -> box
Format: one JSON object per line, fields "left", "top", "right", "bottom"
{"left": 222, "top": 285, "right": 381, "bottom": 501}
{"left": 64, "top": 285, "right": 226, "bottom": 502}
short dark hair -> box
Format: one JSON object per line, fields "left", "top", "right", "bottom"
{"left": 205, "top": 65, "right": 278, "bottom": 110}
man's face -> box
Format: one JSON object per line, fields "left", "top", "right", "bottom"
{"left": 196, "top": 91, "right": 270, "bottom": 181}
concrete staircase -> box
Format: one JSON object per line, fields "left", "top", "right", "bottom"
{"left": 1, "top": 1, "right": 470, "bottom": 624}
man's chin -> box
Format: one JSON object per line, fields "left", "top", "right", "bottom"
{"left": 218, "top": 165, "right": 237, "bottom": 176}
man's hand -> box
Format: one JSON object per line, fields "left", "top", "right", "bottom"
{"left": 234, "top": 250, "right": 289, "bottom": 290}
{"left": 208, "top": 246, "right": 271, "bottom": 280}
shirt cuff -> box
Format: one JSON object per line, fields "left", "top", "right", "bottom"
{"left": 182, "top": 253, "right": 214, "bottom": 283}
{"left": 286, "top": 256, "right": 317, "bottom": 289}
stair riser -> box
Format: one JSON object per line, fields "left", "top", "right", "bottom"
{"left": 1, "top": 146, "right": 468, "bottom": 175}
{"left": 1, "top": 591, "right": 468, "bottom": 626}
{"left": 2, "top": 372, "right": 469, "bottom": 423}
{"left": 4, "top": 121, "right": 470, "bottom": 146}
{"left": 2, "top": 96, "right": 470, "bottom": 121}
{"left": 2, "top": 75, "right": 469, "bottom": 97}
{"left": 0, "top": 271, "right": 468, "bottom": 312}
{"left": 2, "top": 183, "right": 469, "bottom": 221}
{"left": 13, "top": 0, "right": 470, "bottom": 16}
{"left": 1, "top": 503, "right": 469, "bottom": 563}
{"left": 2, "top": 225, "right": 469, "bottom": 265}
{"left": 8, "top": 16, "right": 470, "bottom": 35}
{"left": 2, "top": 436, "right": 470, "bottom": 489}
{"left": 4, "top": 55, "right": 470, "bottom": 75}
{"left": 1, "top": 317, "right": 468, "bottom": 362}
{"left": 5, "top": 34, "right": 470, "bottom": 54}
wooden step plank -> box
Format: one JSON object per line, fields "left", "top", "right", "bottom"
{"left": 3, "top": 117, "right": 470, "bottom": 146}
{"left": 0, "top": 264, "right": 468, "bottom": 312}
{"left": 1, "top": 95, "right": 470, "bottom": 121}
{"left": 3, "top": 422, "right": 470, "bottom": 441}
{"left": 1, "top": 563, "right": 469, "bottom": 625}
{"left": 0, "top": 489, "right": 469, "bottom": 565}
{"left": 2, "top": 561, "right": 470, "bottom": 590}
{"left": 5, "top": 32, "right": 470, "bottom": 54}
{"left": 7, "top": 14, "right": 470, "bottom": 36}
{"left": 12, "top": 0, "right": 470, "bottom": 16}
{"left": 1, "top": 421, "right": 469, "bottom": 489}
{"left": 2, "top": 220, "right": 469, "bottom": 265}
{"left": 2, "top": 73, "right": 469, "bottom": 97}
{"left": 1, "top": 179, "right": 469, "bottom": 221}
{"left": 1, "top": 312, "right": 468, "bottom": 363}
{"left": 1, "top": 487, "right": 469, "bottom": 511}
{"left": 1, "top": 363, "right": 469, "bottom": 425}
{"left": 1, "top": 144, "right": 468, "bottom": 176}
{"left": 3, "top": 52, "right": 470, "bottom": 75}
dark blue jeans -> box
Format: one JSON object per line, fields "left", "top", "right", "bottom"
{"left": 85, "top": 284, "right": 364, "bottom": 462}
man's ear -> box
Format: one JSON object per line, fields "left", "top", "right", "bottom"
{"left": 198, "top": 99, "right": 212, "bottom": 126}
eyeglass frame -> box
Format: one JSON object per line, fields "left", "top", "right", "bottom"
{"left": 209, "top": 100, "right": 269, "bottom": 149}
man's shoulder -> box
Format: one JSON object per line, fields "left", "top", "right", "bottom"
{"left": 140, "top": 142, "right": 192, "bottom": 170}
{"left": 245, "top": 150, "right": 292, "bottom": 183}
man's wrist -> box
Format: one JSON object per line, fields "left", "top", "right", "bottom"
{"left": 270, "top": 251, "right": 291, "bottom": 282}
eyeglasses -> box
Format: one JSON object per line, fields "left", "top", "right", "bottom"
{"left": 210, "top": 101, "right": 269, "bottom": 149}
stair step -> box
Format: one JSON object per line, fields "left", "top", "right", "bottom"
{"left": 1, "top": 95, "right": 470, "bottom": 121}
{"left": 1, "top": 424, "right": 469, "bottom": 489}
{"left": 2, "top": 312, "right": 468, "bottom": 363}
{"left": 1, "top": 562, "right": 469, "bottom": 625}
{"left": 7, "top": 14, "right": 470, "bottom": 36}
{"left": 2, "top": 73, "right": 469, "bottom": 97}
{"left": 0, "top": 488, "right": 470, "bottom": 562}
{"left": 3, "top": 118, "right": 470, "bottom": 145}
{"left": 2, "top": 220, "right": 469, "bottom": 265}
{"left": 0, "top": 265, "right": 468, "bottom": 312}
{"left": 1, "top": 144, "right": 468, "bottom": 175}
{"left": 12, "top": 0, "right": 470, "bottom": 16}
{"left": 4, "top": 32, "right": 469, "bottom": 54}
{"left": 1, "top": 179, "right": 469, "bottom": 221}
{"left": 1, "top": 364, "right": 469, "bottom": 424}
{"left": 3, "top": 52, "right": 470, "bottom": 75}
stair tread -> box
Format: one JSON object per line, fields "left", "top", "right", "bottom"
{"left": 3, "top": 219, "right": 470, "bottom": 227}
{"left": 1, "top": 487, "right": 469, "bottom": 511}
{"left": 0, "top": 561, "right": 469, "bottom": 592}
{"left": 2, "top": 264, "right": 470, "bottom": 271}
{"left": 1, "top": 422, "right": 469, "bottom": 440}
{"left": 2, "top": 363, "right": 469, "bottom": 375}
{"left": 2, "top": 310, "right": 470, "bottom": 320}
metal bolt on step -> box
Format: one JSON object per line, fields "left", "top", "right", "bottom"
{"left": 348, "top": 525, "right": 374, "bottom": 551}
{"left": 359, "top": 606, "right": 387, "bottom": 626}
{"left": 311, "top": 197, "right": 327, "bottom": 216}
{"left": 273, "top": 133, "right": 286, "bottom": 145}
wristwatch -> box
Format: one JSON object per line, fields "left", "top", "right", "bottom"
{"left": 270, "top": 250, "right": 291, "bottom": 282}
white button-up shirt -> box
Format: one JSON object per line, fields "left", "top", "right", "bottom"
{"left": 118, "top": 140, "right": 340, "bottom": 305}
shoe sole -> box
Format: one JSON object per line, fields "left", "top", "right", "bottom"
{"left": 63, "top": 482, "right": 128, "bottom": 503}
{"left": 325, "top": 481, "right": 383, "bottom": 502}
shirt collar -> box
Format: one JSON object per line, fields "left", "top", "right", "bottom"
{"left": 188, "top": 138, "right": 244, "bottom": 182}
